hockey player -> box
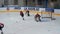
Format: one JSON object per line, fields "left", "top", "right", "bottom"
{"left": 35, "top": 13, "right": 41, "bottom": 22}
{"left": 0, "top": 23, "right": 4, "bottom": 34}
{"left": 7, "top": 6, "right": 9, "bottom": 11}
{"left": 20, "top": 11, "right": 24, "bottom": 20}
{"left": 25, "top": 10, "right": 30, "bottom": 16}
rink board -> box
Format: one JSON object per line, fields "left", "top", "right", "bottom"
{"left": 0, "top": 10, "right": 60, "bottom": 16}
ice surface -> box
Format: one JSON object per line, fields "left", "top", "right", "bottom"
{"left": 0, "top": 7, "right": 60, "bottom": 34}
{"left": 0, "top": 12, "right": 60, "bottom": 34}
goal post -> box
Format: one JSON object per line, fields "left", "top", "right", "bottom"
{"left": 41, "top": 8, "right": 55, "bottom": 20}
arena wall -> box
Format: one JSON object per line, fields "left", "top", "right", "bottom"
{"left": 0, "top": 7, "right": 60, "bottom": 16}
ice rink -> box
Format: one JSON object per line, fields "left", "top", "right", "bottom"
{"left": 0, "top": 12, "right": 60, "bottom": 34}
{"left": 0, "top": 8, "right": 60, "bottom": 34}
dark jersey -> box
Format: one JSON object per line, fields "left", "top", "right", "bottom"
{"left": 35, "top": 14, "right": 41, "bottom": 18}
{"left": 20, "top": 11, "right": 24, "bottom": 17}
{"left": 0, "top": 23, "right": 4, "bottom": 30}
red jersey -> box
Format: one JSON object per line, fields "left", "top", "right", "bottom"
{"left": 20, "top": 11, "right": 23, "bottom": 15}
{"left": 35, "top": 14, "right": 41, "bottom": 18}
{"left": 0, "top": 23, "right": 4, "bottom": 28}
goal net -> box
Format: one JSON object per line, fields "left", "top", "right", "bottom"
{"left": 41, "top": 8, "right": 55, "bottom": 20}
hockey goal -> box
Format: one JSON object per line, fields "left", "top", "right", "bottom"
{"left": 41, "top": 8, "right": 55, "bottom": 20}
